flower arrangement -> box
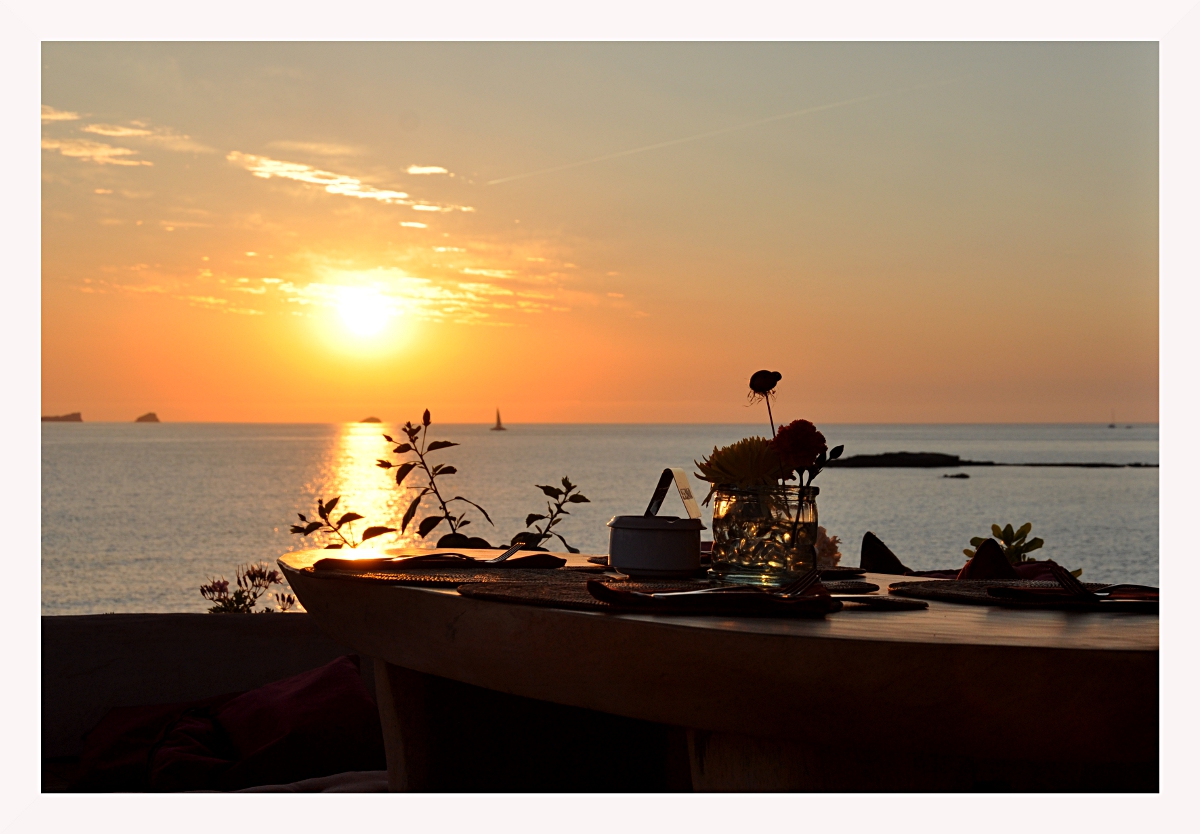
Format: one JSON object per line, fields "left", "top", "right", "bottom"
{"left": 698, "top": 371, "right": 846, "bottom": 585}
{"left": 694, "top": 371, "right": 844, "bottom": 499}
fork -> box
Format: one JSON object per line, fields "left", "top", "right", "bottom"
{"left": 484, "top": 540, "right": 535, "bottom": 564}
{"left": 642, "top": 567, "right": 822, "bottom": 599}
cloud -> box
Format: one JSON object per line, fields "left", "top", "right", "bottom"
{"left": 228, "top": 152, "right": 474, "bottom": 212}
{"left": 461, "top": 267, "right": 515, "bottom": 279}
{"left": 227, "top": 151, "right": 411, "bottom": 204}
{"left": 407, "top": 165, "right": 449, "bottom": 175}
{"left": 42, "top": 138, "right": 152, "bottom": 167}
{"left": 83, "top": 124, "right": 152, "bottom": 137}
{"left": 83, "top": 122, "right": 214, "bottom": 153}
{"left": 277, "top": 265, "right": 556, "bottom": 326}
{"left": 42, "top": 105, "right": 80, "bottom": 122}
{"left": 268, "top": 140, "right": 360, "bottom": 156}
{"left": 400, "top": 221, "right": 427, "bottom": 228}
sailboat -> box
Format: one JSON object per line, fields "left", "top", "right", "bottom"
{"left": 1108, "top": 410, "right": 1116, "bottom": 429}
{"left": 491, "top": 408, "right": 507, "bottom": 431}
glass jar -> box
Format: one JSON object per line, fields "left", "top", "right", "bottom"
{"left": 709, "top": 485, "right": 818, "bottom": 587}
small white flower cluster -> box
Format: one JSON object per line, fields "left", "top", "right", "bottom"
{"left": 815, "top": 526, "right": 842, "bottom": 568}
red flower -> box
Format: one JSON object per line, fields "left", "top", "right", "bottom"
{"left": 770, "top": 420, "right": 827, "bottom": 471}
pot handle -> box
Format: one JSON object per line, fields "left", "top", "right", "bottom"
{"left": 644, "top": 468, "right": 703, "bottom": 520}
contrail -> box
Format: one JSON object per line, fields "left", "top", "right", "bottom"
{"left": 487, "top": 80, "right": 961, "bottom": 186}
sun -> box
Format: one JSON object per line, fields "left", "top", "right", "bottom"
{"left": 336, "top": 287, "right": 392, "bottom": 337}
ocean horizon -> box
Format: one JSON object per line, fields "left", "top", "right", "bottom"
{"left": 42, "top": 422, "right": 1158, "bottom": 615}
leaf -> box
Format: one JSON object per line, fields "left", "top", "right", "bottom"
{"left": 991, "top": 524, "right": 1003, "bottom": 539}
{"left": 963, "top": 549, "right": 975, "bottom": 559}
{"left": 324, "top": 543, "right": 343, "bottom": 549}
{"left": 1002, "top": 523, "right": 1014, "bottom": 542}
{"left": 401, "top": 495, "right": 422, "bottom": 533}
{"left": 830, "top": 445, "right": 844, "bottom": 460}
{"left": 432, "top": 464, "right": 458, "bottom": 476}
{"left": 458, "top": 518, "right": 471, "bottom": 528}
{"left": 449, "top": 496, "right": 493, "bottom": 526}
{"left": 325, "top": 496, "right": 340, "bottom": 515}
{"left": 317, "top": 500, "right": 328, "bottom": 519}
{"left": 1070, "top": 568, "right": 1083, "bottom": 578}
{"left": 395, "top": 462, "right": 418, "bottom": 486}
{"left": 392, "top": 443, "right": 412, "bottom": 454}
{"left": 297, "top": 513, "right": 307, "bottom": 522}
{"left": 376, "top": 459, "right": 393, "bottom": 469}
{"left": 426, "top": 440, "right": 459, "bottom": 452}
{"left": 1024, "top": 537, "right": 1044, "bottom": 552}
{"left": 302, "top": 521, "right": 322, "bottom": 535}
{"left": 969, "top": 537, "right": 986, "bottom": 547}
{"left": 289, "top": 526, "right": 305, "bottom": 535}
{"left": 361, "top": 526, "right": 396, "bottom": 542}
{"left": 553, "top": 533, "right": 580, "bottom": 554}
{"left": 383, "top": 434, "right": 394, "bottom": 442}
{"left": 417, "top": 514, "right": 444, "bottom": 538}
{"left": 561, "top": 475, "right": 571, "bottom": 489}
{"left": 423, "top": 409, "right": 431, "bottom": 426}
{"left": 537, "top": 484, "right": 564, "bottom": 499}
{"left": 336, "top": 512, "right": 364, "bottom": 528}
{"left": 567, "top": 494, "right": 590, "bottom": 503}
{"left": 525, "top": 513, "right": 547, "bottom": 526}
{"left": 1016, "top": 522, "right": 1032, "bottom": 540}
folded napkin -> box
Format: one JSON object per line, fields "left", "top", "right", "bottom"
{"left": 860, "top": 532, "right": 1078, "bottom": 582}
{"left": 956, "top": 539, "right": 1018, "bottom": 580}
{"left": 313, "top": 552, "right": 566, "bottom": 572}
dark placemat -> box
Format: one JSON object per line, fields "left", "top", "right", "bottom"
{"left": 585, "top": 555, "right": 866, "bottom": 580}
{"left": 458, "top": 578, "right": 844, "bottom": 617}
{"left": 889, "top": 579, "right": 1158, "bottom": 613}
{"left": 300, "top": 564, "right": 604, "bottom": 587}
{"left": 824, "top": 580, "right": 880, "bottom": 595}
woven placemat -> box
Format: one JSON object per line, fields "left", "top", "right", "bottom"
{"left": 585, "top": 555, "right": 866, "bottom": 580}
{"left": 824, "top": 580, "right": 879, "bottom": 595}
{"left": 889, "top": 580, "right": 1157, "bottom": 612}
{"left": 300, "top": 564, "right": 604, "bottom": 587}
{"left": 457, "top": 578, "right": 842, "bottom": 617}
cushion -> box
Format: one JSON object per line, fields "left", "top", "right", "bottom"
{"left": 207, "top": 655, "right": 385, "bottom": 791}
{"left": 73, "top": 655, "right": 385, "bottom": 792}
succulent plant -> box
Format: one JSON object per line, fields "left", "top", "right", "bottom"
{"left": 963, "top": 522, "right": 1045, "bottom": 565}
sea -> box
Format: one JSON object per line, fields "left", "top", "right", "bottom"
{"left": 41, "top": 423, "right": 1159, "bottom": 615}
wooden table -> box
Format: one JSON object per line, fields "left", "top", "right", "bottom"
{"left": 280, "top": 548, "right": 1158, "bottom": 792}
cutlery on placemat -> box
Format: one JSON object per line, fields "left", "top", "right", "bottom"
{"left": 628, "top": 567, "right": 823, "bottom": 600}
{"left": 484, "top": 540, "right": 532, "bottom": 564}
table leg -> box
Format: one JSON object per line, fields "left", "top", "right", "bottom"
{"left": 373, "top": 659, "right": 435, "bottom": 791}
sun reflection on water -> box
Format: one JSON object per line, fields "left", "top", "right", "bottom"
{"left": 314, "top": 422, "right": 427, "bottom": 555}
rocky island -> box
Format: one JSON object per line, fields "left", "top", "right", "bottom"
{"left": 359, "top": 416, "right": 382, "bottom": 423}
{"left": 135, "top": 412, "right": 160, "bottom": 423}
{"left": 42, "top": 412, "right": 82, "bottom": 422}
{"left": 827, "top": 451, "right": 1156, "bottom": 469}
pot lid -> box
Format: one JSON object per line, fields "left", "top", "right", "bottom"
{"left": 607, "top": 515, "right": 705, "bottom": 531}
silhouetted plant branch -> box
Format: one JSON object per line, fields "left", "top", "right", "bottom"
{"left": 200, "top": 562, "right": 294, "bottom": 613}
{"left": 289, "top": 496, "right": 395, "bottom": 549}
{"left": 511, "top": 476, "right": 590, "bottom": 553}
{"left": 376, "top": 409, "right": 495, "bottom": 546}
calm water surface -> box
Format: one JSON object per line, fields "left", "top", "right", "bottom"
{"left": 41, "top": 423, "right": 1158, "bottom": 614}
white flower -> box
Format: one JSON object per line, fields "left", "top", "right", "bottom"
{"left": 815, "top": 526, "right": 842, "bottom": 568}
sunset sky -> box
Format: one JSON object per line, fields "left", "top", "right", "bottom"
{"left": 40, "top": 42, "right": 1158, "bottom": 423}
